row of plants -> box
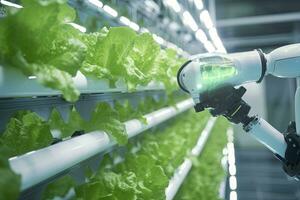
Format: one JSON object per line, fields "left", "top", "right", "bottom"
{"left": 41, "top": 110, "right": 215, "bottom": 200}
{"left": 0, "top": 1, "right": 229, "bottom": 200}
{"left": 0, "top": 96, "right": 182, "bottom": 200}
{"left": 0, "top": 0, "right": 186, "bottom": 102}
{"left": 174, "top": 117, "right": 228, "bottom": 200}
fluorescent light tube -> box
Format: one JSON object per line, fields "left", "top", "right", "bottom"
{"left": 141, "top": 28, "right": 150, "bottom": 33}
{"left": 200, "top": 10, "right": 213, "bottom": 29}
{"left": 203, "top": 40, "right": 215, "bottom": 52}
{"left": 88, "top": 0, "right": 103, "bottom": 8}
{"left": 153, "top": 34, "right": 165, "bottom": 45}
{"left": 0, "top": 0, "right": 23, "bottom": 8}
{"left": 129, "top": 21, "right": 140, "bottom": 31}
{"left": 209, "top": 28, "right": 226, "bottom": 53}
{"left": 164, "top": 0, "right": 181, "bottom": 13}
{"left": 229, "top": 164, "right": 236, "bottom": 176}
{"left": 230, "top": 191, "right": 237, "bottom": 200}
{"left": 68, "top": 23, "right": 87, "bottom": 33}
{"left": 183, "top": 11, "right": 198, "bottom": 32}
{"left": 195, "top": 28, "right": 208, "bottom": 43}
{"left": 103, "top": 5, "right": 118, "bottom": 17}
{"left": 194, "top": 0, "right": 203, "bottom": 10}
{"left": 229, "top": 176, "right": 237, "bottom": 190}
{"left": 119, "top": 16, "right": 131, "bottom": 26}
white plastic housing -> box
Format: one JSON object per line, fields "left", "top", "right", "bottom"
{"left": 246, "top": 117, "right": 287, "bottom": 157}
{"left": 179, "top": 43, "right": 300, "bottom": 104}
{"left": 229, "top": 50, "right": 262, "bottom": 83}
{"left": 267, "top": 43, "right": 300, "bottom": 77}
{"left": 179, "top": 51, "right": 262, "bottom": 103}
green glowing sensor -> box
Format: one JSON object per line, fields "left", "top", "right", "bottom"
{"left": 197, "top": 56, "right": 238, "bottom": 91}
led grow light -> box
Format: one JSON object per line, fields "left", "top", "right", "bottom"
{"left": 103, "top": 5, "right": 118, "bottom": 17}
{"left": 195, "top": 28, "right": 208, "bottom": 43}
{"left": 200, "top": 10, "right": 213, "bottom": 29}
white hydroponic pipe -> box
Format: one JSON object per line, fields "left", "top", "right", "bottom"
{"left": 9, "top": 99, "right": 194, "bottom": 191}
{"left": 165, "top": 117, "right": 216, "bottom": 200}
{"left": 0, "top": 66, "right": 164, "bottom": 98}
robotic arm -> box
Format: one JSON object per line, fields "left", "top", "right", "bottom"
{"left": 177, "top": 44, "right": 300, "bottom": 178}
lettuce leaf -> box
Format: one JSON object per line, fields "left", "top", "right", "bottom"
{"left": 129, "top": 33, "right": 160, "bottom": 77}
{"left": 153, "top": 49, "right": 185, "bottom": 92}
{"left": 76, "top": 171, "right": 140, "bottom": 200}
{"left": 126, "top": 33, "right": 160, "bottom": 88}
{"left": 0, "top": 145, "right": 21, "bottom": 200}
{"left": 0, "top": 168, "right": 21, "bottom": 200}
{"left": 174, "top": 117, "right": 229, "bottom": 200}
{"left": 0, "top": 0, "right": 188, "bottom": 101}
{"left": 42, "top": 175, "right": 75, "bottom": 200}
{"left": 0, "top": 110, "right": 54, "bottom": 200}
{"left": 0, "top": 0, "right": 87, "bottom": 102}
{"left": 49, "top": 103, "right": 127, "bottom": 144}
{"left": 1, "top": 111, "right": 53, "bottom": 156}
{"left": 87, "top": 102, "right": 127, "bottom": 145}
{"left": 114, "top": 100, "right": 147, "bottom": 124}
{"left": 48, "top": 107, "right": 87, "bottom": 139}
{"left": 81, "top": 27, "right": 139, "bottom": 86}
{"left": 75, "top": 111, "right": 211, "bottom": 200}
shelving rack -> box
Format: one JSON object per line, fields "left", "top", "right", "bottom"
{"left": 9, "top": 99, "right": 193, "bottom": 191}
{"left": 0, "top": 1, "right": 228, "bottom": 200}
{"left": 1, "top": 65, "right": 203, "bottom": 199}
{"left": 0, "top": 64, "right": 165, "bottom": 131}
{"left": 0, "top": 66, "right": 164, "bottom": 99}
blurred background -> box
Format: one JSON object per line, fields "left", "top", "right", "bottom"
{"left": 215, "top": 1, "right": 300, "bottom": 200}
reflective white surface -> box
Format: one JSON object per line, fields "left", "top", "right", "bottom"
{"left": 9, "top": 99, "right": 193, "bottom": 191}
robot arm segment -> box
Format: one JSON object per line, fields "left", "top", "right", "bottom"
{"left": 177, "top": 43, "right": 300, "bottom": 179}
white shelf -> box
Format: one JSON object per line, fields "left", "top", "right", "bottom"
{"left": 0, "top": 65, "right": 164, "bottom": 98}
{"left": 165, "top": 117, "right": 216, "bottom": 200}
{"left": 9, "top": 99, "right": 194, "bottom": 191}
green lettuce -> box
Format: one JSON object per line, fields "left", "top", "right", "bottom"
{"left": 87, "top": 102, "right": 127, "bottom": 145}
{"left": 48, "top": 107, "right": 87, "bottom": 139}
{"left": 42, "top": 175, "right": 75, "bottom": 200}
{"left": 126, "top": 33, "right": 161, "bottom": 88}
{"left": 153, "top": 49, "right": 186, "bottom": 92}
{"left": 48, "top": 103, "right": 127, "bottom": 144}
{"left": 0, "top": 0, "right": 188, "bottom": 101}
{"left": 0, "top": 0, "right": 87, "bottom": 102}
{"left": 1, "top": 111, "right": 53, "bottom": 156}
{"left": 81, "top": 27, "right": 145, "bottom": 90}
{"left": 0, "top": 111, "right": 54, "bottom": 200}
{"left": 75, "top": 111, "right": 211, "bottom": 199}
{"left": 174, "top": 117, "right": 229, "bottom": 200}
{"left": 114, "top": 100, "right": 147, "bottom": 124}
{"left": 0, "top": 145, "right": 21, "bottom": 200}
